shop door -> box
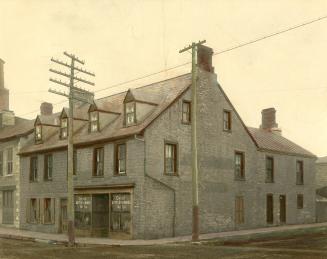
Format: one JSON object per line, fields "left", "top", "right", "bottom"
{"left": 60, "top": 199, "right": 68, "bottom": 233}
{"left": 2, "top": 190, "right": 14, "bottom": 224}
{"left": 110, "top": 193, "right": 131, "bottom": 235}
{"left": 279, "top": 195, "right": 286, "bottom": 223}
{"left": 92, "top": 194, "right": 109, "bottom": 237}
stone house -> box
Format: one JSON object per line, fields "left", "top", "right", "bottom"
{"left": 18, "top": 46, "right": 316, "bottom": 239}
{"left": 315, "top": 156, "right": 327, "bottom": 222}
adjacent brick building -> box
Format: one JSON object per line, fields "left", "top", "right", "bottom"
{"left": 14, "top": 46, "right": 317, "bottom": 239}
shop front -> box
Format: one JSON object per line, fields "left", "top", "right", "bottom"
{"left": 74, "top": 186, "right": 133, "bottom": 238}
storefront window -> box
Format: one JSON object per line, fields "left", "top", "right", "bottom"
{"left": 74, "top": 195, "right": 92, "bottom": 229}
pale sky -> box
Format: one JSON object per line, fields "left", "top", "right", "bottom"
{"left": 1, "top": 0, "right": 327, "bottom": 157}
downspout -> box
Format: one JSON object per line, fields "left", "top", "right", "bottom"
{"left": 134, "top": 134, "right": 176, "bottom": 237}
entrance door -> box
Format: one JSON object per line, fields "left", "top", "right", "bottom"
{"left": 60, "top": 199, "right": 68, "bottom": 233}
{"left": 279, "top": 195, "right": 286, "bottom": 223}
{"left": 92, "top": 194, "right": 109, "bottom": 237}
{"left": 2, "top": 191, "right": 14, "bottom": 224}
{"left": 266, "top": 194, "right": 273, "bottom": 224}
{"left": 110, "top": 193, "right": 131, "bottom": 237}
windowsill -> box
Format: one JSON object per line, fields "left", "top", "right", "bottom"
{"left": 234, "top": 177, "right": 246, "bottom": 181}
{"left": 182, "top": 121, "right": 191, "bottom": 125}
{"left": 92, "top": 175, "right": 104, "bottom": 178}
{"left": 114, "top": 173, "right": 127, "bottom": 177}
{"left": 44, "top": 179, "right": 53, "bottom": 182}
{"left": 43, "top": 222, "right": 54, "bottom": 225}
{"left": 223, "top": 129, "right": 232, "bottom": 133}
{"left": 296, "top": 183, "right": 304, "bottom": 185}
{"left": 164, "top": 172, "right": 179, "bottom": 177}
{"left": 3, "top": 174, "right": 13, "bottom": 177}
{"left": 297, "top": 207, "right": 303, "bottom": 210}
{"left": 265, "top": 180, "right": 274, "bottom": 183}
{"left": 29, "top": 180, "right": 39, "bottom": 183}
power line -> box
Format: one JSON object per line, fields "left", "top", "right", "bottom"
{"left": 95, "top": 14, "right": 327, "bottom": 94}
{"left": 14, "top": 13, "right": 327, "bottom": 118}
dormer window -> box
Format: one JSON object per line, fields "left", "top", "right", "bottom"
{"left": 60, "top": 118, "right": 68, "bottom": 139}
{"left": 89, "top": 111, "right": 99, "bottom": 132}
{"left": 125, "top": 102, "right": 136, "bottom": 126}
{"left": 35, "top": 125, "right": 42, "bottom": 142}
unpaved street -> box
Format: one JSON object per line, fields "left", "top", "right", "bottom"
{"left": 1, "top": 233, "right": 327, "bottom": 259}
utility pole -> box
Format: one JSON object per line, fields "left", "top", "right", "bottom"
{"left": 179, "top": 40, "right": 206, "bottom": 242}
{"left": 49, "top": 52, "right": 95, "bottom": 246}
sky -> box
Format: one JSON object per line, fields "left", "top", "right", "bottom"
{"left": 0, "top": 0, "right": 327, "bottom": 157}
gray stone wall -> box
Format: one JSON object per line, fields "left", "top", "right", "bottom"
{"left": 316, "top": 163, "right": 327, "bottom": 188}
{"left": 0, "top": 138, "right": 21, "bottom": 228}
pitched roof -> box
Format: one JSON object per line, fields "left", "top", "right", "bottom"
{"left": 19, "top": 73, "right": 192, "bottom": 155}
{"left": 247, "top": 127, "right": 315, "bottom": 158}
{"left": 317, "top": 156, "right": 327, "bottom": 164}
{"left": 0, "top": 117, "right": 34, "bottom": 141}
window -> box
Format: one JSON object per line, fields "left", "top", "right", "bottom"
{"left": 60, "top": 118, "right": 68, "bottom": 139}
{"left": 296, "top": 161, "right": 304, "bottom": 185}
{"left": 297, "top": 194, "right": 304, "bottom": 209}
{"left": 266, "top": 156, "right": 274, "bottom": 183}
{"left": 164, "top": 143, "right": 178, "bottom": 175}
{"left": 89, "top": 111, "right": 99, "bottom": 132}
{"left": 30, "top": 157, "right": 38, "bottom": 182}
{"left": 44, "top": 154, "right": 53, "bottom": 181}
{"left": 44, "top": 198, "right": 52, "bottom": 224}
{"left": 30, "top": 198, "right": 38, "bottom": 223}
{"left": 182, "top": 101, "right": 191, "bottom": 124}
{"left": 35, "top": 125, "right": 42, "bottom": 142}
{"left": 125, "top": 102, "right": 135, "bottom": 126}
{"left": 235, "top": 196, "right": 244, "bottom": 224}
{"left": 6, "top": 148, "right": 13, "bottom": 175}
{"left": 235, "top": 152, "right": 245, "bottom": 180}
{"left": 0, "top": 151, "right": 3, "bottom": 176}
{"left": 93, "top": 147, "right": 104, "bottom": 177}
{"left": 115, "top": 143, "right": 126, "bottom": 175}
{"left": 223, "top": 110, "right": 231, "bottom": 131}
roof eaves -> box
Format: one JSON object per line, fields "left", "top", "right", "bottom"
{"left": 257, "top": 147, "right": 317, "bottom": 159}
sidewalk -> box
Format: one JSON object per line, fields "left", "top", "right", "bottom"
{"left": 0, "top": 222, "right": 326, "bottom": 246}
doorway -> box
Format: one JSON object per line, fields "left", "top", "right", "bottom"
{"left": 279, "top": 195, "right": 286, "bottom": 223}
{"left": 266, "top": 194, "right": 273, "bottom": 224}
{"left": 2, "top": 190, "right": 14, "bottom": 224}
{"left": 110, "top": 193, "right": 131, "bottom": 238}
{"left": 60, "top": 199, "right": 67, "bottom": 233}
{"left": 92, "top": 194, "right": 109, "bottom": 237}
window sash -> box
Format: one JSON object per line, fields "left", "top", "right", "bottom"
{"left": 30, "top": 199, "right": 37, "bottom": 223}
{"left": 125, "top": 103, "right": 135, "bottom": 125}
{"left": 296, "top": 161, "right": 304, "bottom": 184}
{"left": 44, "top": 155, "right": 53, "bottom": 180}
{"left": 223, "top": 111, "right": 231, "bottom": 131}
{"left": 266, "top": 157, "right": 274, "bottom": 182}
{"left": 60, "top": 118, "right": 68, "bottom": 138}
{"left": 234, "top": 152, "right": 244, "bottom": 179}
{"left": 182, "top": 101, "right": 191, "bottom": 123}
{"left": 165, "top": 144, "right": 177, "bottom": 174}
{"left": 94, "top": 148, "right": 104, "bottom": 176}
{"left": 89, "top": 112, "right": 99, "bottom": 132}
{"left": 30, "top": 157, "right": 38, "bottom": 181}
{"left": 117, "top": 144, "right": 126, "bottom": 174}
{"left": 35, "top": 125, "right": 42, "bottom": 141}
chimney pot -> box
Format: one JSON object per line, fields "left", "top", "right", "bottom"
{"left": 40, "top": 102, "right": 53, "bottom": 116}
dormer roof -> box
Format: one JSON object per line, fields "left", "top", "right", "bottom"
{"left": 19, "top": 73, "right": 192, "bottom": 155}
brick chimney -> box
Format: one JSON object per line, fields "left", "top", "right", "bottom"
{"left": 0, "top": 59, "right": 9, "bottom": 111}
{"left": 197, "top": 45, "right": 214, "bottom": 73}
{"left": 40, "top": 102, "right": 53, "bottom": 116}
{"left": 260, "top": 107, "right": 282, "bottom": 135}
